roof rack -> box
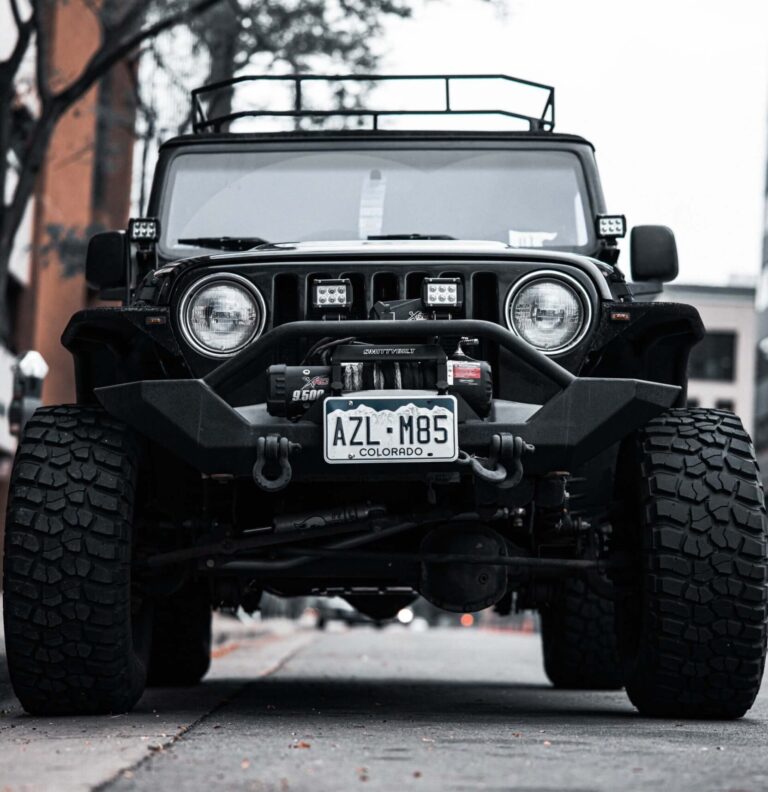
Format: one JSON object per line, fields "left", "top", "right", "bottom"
{"left": 191, "top": 74, "right": 555, "bottom": 134}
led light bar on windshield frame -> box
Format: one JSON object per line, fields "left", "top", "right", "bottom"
{"left": 128, "top": 217, "right": 160, "bottom": 243}
{"left": 596, "top": 214, "right": 627, "bottom": 240}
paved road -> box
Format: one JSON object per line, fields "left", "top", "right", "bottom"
{"left": 2, "top": 623, "right": 768, "bottom": 792}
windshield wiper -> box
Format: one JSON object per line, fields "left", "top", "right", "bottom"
{"left": 177, "top": 236, "right": 271, "bottom": 251}
{"left": 367, "top": 233, "right": 455, "bottom": 241}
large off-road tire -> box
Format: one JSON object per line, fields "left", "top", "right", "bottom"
{"left": 147, "top": 581, "right": 212, "bottom": 686}
{"left": 541, "top": 577, "right": 623, "bottom": 690}
{"left": 2, "top": 406, "right": 149, "bottom": 715}
{"left": 616, "top": 408, "right": 767, "bottom": 719}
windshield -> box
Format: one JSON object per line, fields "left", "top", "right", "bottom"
{"left": 159, "top": 148, "right": 593, "bottom": 254}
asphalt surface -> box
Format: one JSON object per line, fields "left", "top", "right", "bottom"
{"left": 2, "top": 622, "right": 768, "bottom": 792}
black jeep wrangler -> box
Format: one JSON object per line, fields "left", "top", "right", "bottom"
{"left": 4, "top": 75, "right": 766, "bottom": 718}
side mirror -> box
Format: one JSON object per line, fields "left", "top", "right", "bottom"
{"left": 630, "top": 225, "right": 678, "bottom": 283}
{"left": 85, "top": 231, "right": 129, "bottom": 293}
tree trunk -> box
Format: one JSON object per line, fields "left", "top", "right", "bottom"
{"left": 202, "top": 11, "right": 240, "bottom": 129}
{"left": 0, "top": 96, "right": 65, "bottom": 344}
{"left": 0, "top": 75, "right": 15, "bottom": 344}
{"left": 0, "top": 246, "right": 12, "bottom": 344}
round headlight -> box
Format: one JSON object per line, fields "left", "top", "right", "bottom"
{"left": 506, "top": 273, "right": 590, "bottom": 354}
{"left": 179, "top": 274, "right": 266, "bottom": 357}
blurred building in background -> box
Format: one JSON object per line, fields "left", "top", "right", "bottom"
{"left": 755, "top": 160, "right": 768, "bottom": 470}
{"left": 659, "top": 283, "right": 757, "bottom": 431}
{"left": 0, "top": 1, "right": 135, "bottom": 528}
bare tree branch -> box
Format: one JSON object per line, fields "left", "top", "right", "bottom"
{"left": 0, "top": 8, "right": 34, "bottom": 230}
{"left": 0, "top": 7, "right": 34, "bottom": 71}
{"left": 53, "top": 0, "right": 224, "bottom": 108}
{"left": 103, "top": 0, "right": 154, "bottom": 45}
{"left": 31, "top": 1, "right": 52, "bottom": 103}
{"left": 9, "top": 0, "right": 24, "bottom": 29}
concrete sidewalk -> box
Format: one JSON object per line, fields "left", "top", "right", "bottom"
{"left": 0, "top": 602, "right": 315, "bottom": 792}
{"left": 4, "top": 605, "right": 768, "bottom": 792}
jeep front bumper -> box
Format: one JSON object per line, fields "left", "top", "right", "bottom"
{"left": 94, "top": 319, "right": 680, "bottom": 479}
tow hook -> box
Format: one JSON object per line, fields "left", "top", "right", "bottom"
{"left": 458, "top": 433, "right": 534, "bottom": 488}
{"left": 252, "top": 435, "right": 302, "bottom": 492}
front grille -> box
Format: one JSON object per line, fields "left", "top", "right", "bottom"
{"left": 271, "top": 268, "right": 500, "bottom": 325}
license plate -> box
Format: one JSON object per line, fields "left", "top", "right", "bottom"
{"left": 324, "top": 395, "right": 458, "bottom": 464}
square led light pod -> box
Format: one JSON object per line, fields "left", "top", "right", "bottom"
{"left": 596, "top": 214, "right": 627, "bottom": 240}
{"left": 128, "top": 217, "right": 160, "bottom": 243}
{"left": 312, "top": 278, "right": 353, "bottom": 311}
{"left": 422, "top": 277, "right": 463, "bottom": 310}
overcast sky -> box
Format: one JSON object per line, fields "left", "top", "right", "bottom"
{"left": 381, "top": 0, "right": 768, "bottom": 285}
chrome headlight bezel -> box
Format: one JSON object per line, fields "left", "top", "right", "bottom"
{"left": 178, "top": 273, "right": 267, "bottom": 358}
{"left": 504, "top": 270, "right": 592, "bottom": 356}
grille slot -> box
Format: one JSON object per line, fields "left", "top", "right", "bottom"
{"left": 472, "top": 271, "right": 501, "bottom": 393}
{"left": 372, "top": 272, "right": 399, "bottom": 303}
{"left": 272, "top": 273, "right": 300, "bottom": 326}
{"left": 340, "top": 272, "right": 367, "bottom": 318}
{"left": 405, "top": 271, "right": 427, "bottom": 299}
{"left": 471, "top": 272, "right": 499, "bottom": 323}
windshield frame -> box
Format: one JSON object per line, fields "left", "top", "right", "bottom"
{"left": 150, "top": 136, "right": 605, "bottom": 261}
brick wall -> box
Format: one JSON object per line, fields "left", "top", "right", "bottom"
{"left": 0, "top": 1, "right": 136, "bottom": 569}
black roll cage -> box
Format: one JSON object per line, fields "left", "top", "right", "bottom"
{"left": 191, "top": 73, "right": 556, "bottom": 134}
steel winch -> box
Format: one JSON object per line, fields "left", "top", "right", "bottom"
{"left": 266, "top": 342, "right": 493, "bottom": 419}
